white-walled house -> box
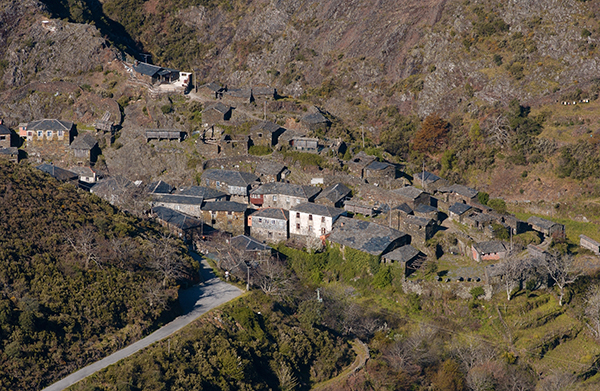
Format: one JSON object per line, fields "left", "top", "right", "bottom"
{"left": 289, "top": 203, "right": 346, "bottom": 238}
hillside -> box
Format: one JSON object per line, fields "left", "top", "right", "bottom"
{"left": 0, "top": 161, "right": 195, "bottom": 391}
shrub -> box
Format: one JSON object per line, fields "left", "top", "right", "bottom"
{"left": 488, "top": 198, "right": 507, "bottom": 214}
{"left": 470, "top": 286, "right": 485, "bottom": 300}
{"left": 160, "top": 104, "right": 173, "bottom": 114}
{"left": 477, "top": 191, "right": 489, "bottom": 205}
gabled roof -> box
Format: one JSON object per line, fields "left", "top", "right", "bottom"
{"left": 251, "top": 182, "right": 321, "bottom": 199}
{"left": 152, "top": 206, "right": 204, "bottom": 231}
{"left": 393, "top": 203, "right": 413, "bottom": 214}
{"left": 203, "top": 102, "right": 232, "bottom": 114}
{"left": 365, "top": 160, "right": 393, "bottom": 171}
{"left": 449, "top": 202, "right": 472, "bottom": 216}
{"left": 394, "top": 186, "right": 424, "bottom": 200}
{"left": 132, "top": 62, "right": 178, "bottom": 77}
{"left": 414, "top": 204, "right": 437, "bottom": 214}
{"left": 315, "top": 183, "right": 351, "bottom": 204}
{"left": 203, "top": 82, "right": 224, "bottom": 92}
{"left": 301, "top": 112, "right": 330, "bottom": 125}
{"left": 69, "top": 166, "right": 96, "bottom": 178}
{"left": 225, "top": 88, "right": 253, "bottom": 99}
{"left": 440, "top": 184, "right": 478, "bottom": 199}
{"left": 404, "top": 215, "right": 434, "bottom": 227}
{"left": 70, "top": 133, "right": 97, "bottom": 150}
{"left": 250, "top": 121, "right": 282, "bottom": 134}
{"left": 202, "top": 201, "right": 247, "bottom": 212}
{"left": 252, "top": 208, "right": 289, "bottom": 220}
{"left": 291, "top": 202, "right": 345, "bottom": 218}
{"left": 255, "top": 160, "right": 286, "bottom": 176}
{"left": 329, "top": 216, "right": 408, "bottom": 256}
{"left": 36, "top": 164, "right": 78, "bottom": 181}
{"left": 147, "top": 180, "right": 174, "bottom": 194}
{"left": 177, "top": 186, "right": 227, "bottom": 199}
{"left": 383, "top": 245, "right": 422, "bottom": 263}
{"left": 202, "top": 169, "right": 259, "bottom": 187}
{"left": 473, "top": 241, "right": 508, "bottom": 255}
{"left": 527, "top": 216, "right": 561, "bottom": 230}
{"left": 154, "top": 194, "right": 205, "bottom": 206}
{"left": 91, "top": 176, "right": 134, "bottom": 193}
{"left": 230, "top": 235, "right": 271, "bottom": 252}
{"left": 0, "top": 124, "right": 10, "bottom": 135}
{"left": 580, "top": 234, "right": 600, "bottom": 246}
{"left": 28, "top": 119, "right": 73, "bottom": 131}
{"left": 414, "top": 171, "right": 442, "bottom": 184}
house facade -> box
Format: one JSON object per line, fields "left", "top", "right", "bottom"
{"left": 0, "top": 122, "right": 11, "bottom": 148}
{"left": 70, "top": 132, "right": 99, "bottom": 164}
{"left": 527, "top": 216, "right": 566, "bottom": 239}
{"left": 289, "top": 203, "right": 346, "bottom": 238}
{"left": 200, "top": 201, "right": 248, "bottom": 236}
{"left": 20, "top": 119, "right": 74, "bottom": 144}
{"left": 472, "top": 241, "right": 508, "bottom": 262}
{"left": 250, "top": 182, "right": 320, "bottom": 209}
{"left": 201, "top": 169, "right": 259, "bottom": 203}
{"left": 580, "top": 235, "right": 600, "bottom": 255}
{"left": 393, "top": 186, "right": 431, "bottom": 209}
{"left": 249, "top": 121, "right": 284, "bottom": 147}
{"left": 248, "top": 208, "right": 289, "bottom": 243}
{"left": 315, "top": 183, "right": 351, "bottom": 208}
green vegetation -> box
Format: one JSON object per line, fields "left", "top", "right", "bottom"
{"left": 248, "top": 145, "right": 273, "bottom": 156}
{"left": 280, "top": 149, "right": 325, "bottom": 168}
{"left": 0, "top": 162, "right": 195, "bottom": 390}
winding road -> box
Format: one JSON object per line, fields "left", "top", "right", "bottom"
{"left": 42, "top": 251, "right": 243, "bottom": 391}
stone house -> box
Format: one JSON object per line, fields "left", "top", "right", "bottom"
{"left": 413, "top": 204, "right": 439, "bottom": 224}
{"left": 364, "top": 161, "right": 396, "bottom": 183}
{"left": 344, "top": 200, "right": 374, "bottom": 216}
{"left": 291, "top": 137, "right": 319, "bottom": 153}
{"left": 0, "top": 122, "right": 11, "bottom": 148}
{"left": 176, "top": 186, "right": 228, "bottom": 202}
{"left": 252, "top": 86, "right": 277, "bottom": 100}
{"left": 381, "top": 245, "right": 425, "bottom": 277}
{"left": 580, "top": 235, "right": 600, "bottom": 255}
{"left": 315, "top": 183, "right": 352, "bottom": 208}
{"left": 21, "top": 119, "right": 74, "bottom": 144}
{"left": 201, "top": 169, "right": 259, "bottom": 203}
{"left": 346, "top": 151, "right": 377, "bottom": 177}
{"left": 448, "top": 202, "right": 472, "bottom": 223}
{"left": 203, "top": 103, "right": 232, "bottom": 126}
{"left": 289, "top": 203, "right": 346, "bottom": 238}
{"left": 249, "top": 121, "right": 285, "bottom": 147}
{"left": 224, "top": 88, "right": 254, "bottom": 104}
{"left": 255, "top": 161, "right": 288, "bottom": 183}
{"left": 229, "top": 235, "right": 272, "bottom": 261}
{"left": 328, "top": 216, "right": 409, "bottom": 257}
{"left": 502, "top": 215, "right": 528, "bottom": 235}
{"left": 219, "top": 134, "right": 249, "bottom": 157}
{"left": 401, "top": 215, "right": 436, "bottom": 244}
{"left": 145, "top": 130, "right": 184, "bottom": 142}
{"left": 248, "top": 208, "right": 289, "bottom": 242}
{"left": 527, "top": 216, "right": 566, "bottom": 239}
{"left": 393, "top": 186, "right": 431, "bottom": 210}
{"left": 152, "top": 194, "right": 205, "bottom": 218}
{"left": 198, "top": 82, "right": 226, "bottom": 99}
{"left": 132, "top": 62, "right": 180, "bottom": 85}
{"left": 0, "top": 147, "right": 18, "bottom": 163}
{"left": 151, "top": 206, "right": 208, "bottom": 242}
{"left": 413, "top": 171, "right": 448, "bottom": 192}
{"left": 201, "top": 201, "right": 248, "bottom": 236}
{"left": 70, "top": 132, "right": 99, "bottom": 164}
{"left": 300, "top": 112, "right": 331, "bottom": 132}
{"left": 250, "top": 182, "right": 321, "bottom": 209}
{"left": 472, "top": 241, "right": 508, "bottom": 262}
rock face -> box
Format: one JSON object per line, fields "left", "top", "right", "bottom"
{"left": 0, "top": 0, "right": 118, "bottom": 88}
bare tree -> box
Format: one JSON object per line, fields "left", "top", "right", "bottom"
{"left": 450, "top": 335, "right": 497, "bottom": 372}
{"left": 537, "top": 371, "right": 576, "bottom": 391}
{"left": 585, "top": 285, "right": 600, "bottom": 341}
{"left": 498, "top": 252, "right": 523, "bottom": 301}
{"left": 254, "top": 257, "right": 293, "bottom": 298}
{"left": 486, "top": 114, "right": 511, "bottom": 147}
{"left": 147, "top": 234, "right": 187, "bottom": 287}
{"left": 543, "top": 252, "right": 580, "bottom": 306}
{"left": 67, "top": 225, "right": 100, "bottom": 270}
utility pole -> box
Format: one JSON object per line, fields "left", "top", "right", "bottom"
{"left": 316, "top": 288, "right": 322, "bottom": 302}
{"left": 246, "top": 263, "right": 250, "bottom": 291}
{"left": 361, "top": 126, "right": 365, "bottom": 148}
{"left": 264, "top": 101, "right": 267, "bottom": 121}
{"left": 422, "top": 160, "right": 425, "bottom": 189}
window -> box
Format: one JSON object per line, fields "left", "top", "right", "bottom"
{"left": 321, "top": 228, "right": 326, "bottom": 234}
{"left": 273, "top": 195, "right": 277, "bottom": 201}
{"left": 27, "top": 131, "right": 32, "bottom": 137}
{"left": 37, "top": 131, "right": 43, "bottom": 137}
{"left": 296, "top": 212, "right": 300, "bottom": 218}
{"left": 309, "top": 214, "right": 313, "bottom": 221}
{"left": 206, "top": 180, "right": 210, "bottom": 186}
{"left": 296, "top": 223, "right": 300, "bottom": 229}
{"left": 0, "top": 136, "right": 4, "bottom": 141}
{"left": 297, "top": 199, "right": 301, "bottom": 203}
{"left": 47, "top": 131, "right": 52, "bottom": 137}
{"left": 216, "top": 181, "right": 220, "bottom": 187}
{"left": 286, "top": 197, "right": 290, "bottom": 202}
{"left": 58, "top": 130, "right": 63, "bottom": 137}
{"left": 258, "top": 218, "right": 262, "bottom": 223}
{"left": 321, "top": 216, "right": 325, "bottom": 223}
{"left": 258, "top": 133, "right": 263, "bottom": 138}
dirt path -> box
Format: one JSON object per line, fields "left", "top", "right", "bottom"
{"left": 42, "top": 251, "right": 243, "bottom": 391}
{"left": 311, "top": 338, "right": 370, "bottom": 391}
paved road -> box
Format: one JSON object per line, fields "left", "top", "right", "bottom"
{"left": 42, "top": 251, "right": 242, "bottom": 391}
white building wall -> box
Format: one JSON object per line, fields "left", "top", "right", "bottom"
{"left": 289, "top": 211, "right": 333, "bottom": 237}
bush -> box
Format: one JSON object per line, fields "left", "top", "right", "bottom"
{"left": 160, "top": 104, "right": 173, "bottom": 114}
{"left": 477, "top": 192, "right": 489, "bottom": 205}
{"left": 488, "top": 198, "right": 507, "bottom": 214}
{"left": 470, "top": 286, "right": 485, "bottom": 300}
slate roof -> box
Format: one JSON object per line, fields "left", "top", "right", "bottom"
{"left": 202, "top": 169, "right": 259, "bottom": 187}
{"left": 28, "top": 119, "right": 73, "bottom": 131}
{"left": 329, "top": 216, "right": 408, "bottom": 256}
{"left": 414, "top": 171, "right": 442, "bottom": 184}
{"left": 147, "top": 180, "right": 174, "bottom": 194}
{"left": 255, "top": 160, "right": 286, "bottom": 176}
{"left": 301, "top": 112, "right": 330, "bottom": 125}
{"left": 315, "top": 183, "right": 351, "bottom": 204}
{"left": 393, "top": 186, "right": 424, "bottom": 200}
{"left": 202, "top": 201, "right": 247, "bottom": 212}
{"left": 154, "top": 194, "right": 205, "bottom": 206}
{"left": 132, "top": 62, "right": 178, "bottom": 77}
{"left": 252, "top": 86, "right": 276, "bottom": 96}
{"left": 177, "top": 186, "right": 227, "bottom": 200}
{"left": 252, "top": 208, "right": 289, "bottom": 220}
{"left": 414, "top": 204, "right": 437, "bottom": 214}
{"left": 365, "top": 160, "right": 393, "bottom": 171}
{"left": 393, "top": 203, "right": 413, "bottom": 214}
{"left": 440, "top": 184, "right": 478, "bottom": 199}
{"left": 230, "top": 235, "right": 271, "bottom": 252}
{"left": 69, "top": 166, "right": 96, "bottom": 178}
{"left": 225, "top": 88, "right": 253, "bottom": 99}
{"left": 203, "top": 102, "right": 232, "bottom": 114}
{"left": 527, "top": 216, "right": 560, "bottom": 230}
{"left": 473, "top": 241, "right": 508, "bottom": 255}
{"left": 91, "top": 176, "right": 134, "bottom": 193}
{"left": 0, "top": 124, "right": 10, "bottom": 135}
{"left": 580, "top": 234, "right": 600, "bottom": 246}
{"left": 449, "top": 202, "right": 472, "bottom": 216}
{"left": 0, "top": 147, "right": 17, "bottom": 155}
{"left": 36, "top": 164, "right": 78, "bottom": 181}
{"left": 70, "top": 133, "right": 97, "bottom": 150}
{"left": 251, "top": 182, "right": 321, "bottom": 199}
{"left": 404, "top": 215, "right": 434, "bottom": 227}
{"left": 152, "top": 206, "right": 204, "bottom": 231}
{"left": 203, "top": 82, "right": 224, "bottom": 92}
{"left": 250, "top": 121, "right": 282, "bottom": 134}
{"left": 383, "top": 245, "right": 422, "bottom": 263}
{"left": 292, "top": 202, "right": 345, "bottom": 217}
